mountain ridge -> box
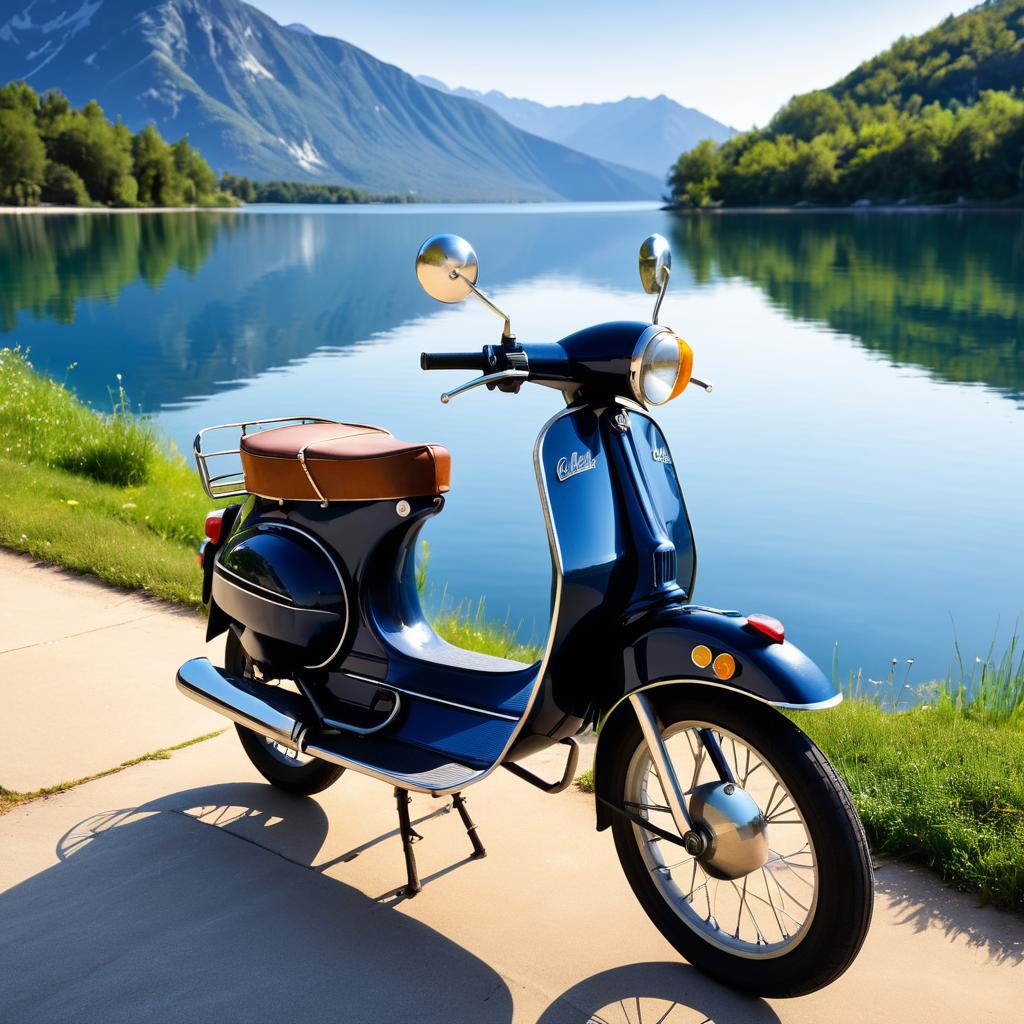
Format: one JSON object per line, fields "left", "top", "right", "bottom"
{"left": 0, "top": 0, "right": 660, "bottom": 201}
{"left": 416, "top": 75, "right": 735, "bottom": 179}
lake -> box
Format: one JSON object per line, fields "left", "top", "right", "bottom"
{"left": 2, "top": 204, "right": 1022, "bottom": 684}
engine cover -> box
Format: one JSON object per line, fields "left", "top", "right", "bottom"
{"left": 212, "top": 522, "right": 349, "bottom": 669}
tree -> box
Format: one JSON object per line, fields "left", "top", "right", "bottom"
{"left": 48, "top": 100, "right": 135, "bottom": 205}
{"left": 770, "top": 91, "right": 846, "bottom": 141}
{"left": 0, "top": 107, "right": 45, "bottom": 205}
{"left": 668, "top": 139, "right": 720, "bottom": 207}
{"left": 171, "top": 137, "right": 217, "bottom": 204}
{"left": 132, "top": 124, "right": 184, "bottom": 207}
{"left": 0, "top": 84, "right": 227, "bottom": 209}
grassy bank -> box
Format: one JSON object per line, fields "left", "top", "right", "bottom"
{"left": 798, "top": 700, "right": 1023, "bottom": 911}
{"left": 0, "top": 347, "right": 539, "bottom": 658}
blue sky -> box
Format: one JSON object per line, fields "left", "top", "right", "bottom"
{"left": 250, "top": 0, "right": 974, "bottom": 128}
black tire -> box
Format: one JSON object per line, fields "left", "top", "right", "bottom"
{"left": 608, "top": 687, "right": 872, "bottom": 998}
{"left": 225, "top": 631, "right": 345, "bottom": 797}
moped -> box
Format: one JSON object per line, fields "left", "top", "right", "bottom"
{"left": 178, "top": 232, "right": 872, "bottom": 997}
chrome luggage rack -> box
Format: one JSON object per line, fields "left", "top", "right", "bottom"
{"left": 194, "top": 416, "right": 336, "bottom": 500}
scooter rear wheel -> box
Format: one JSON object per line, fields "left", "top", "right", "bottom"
{"left": 608, "top": 687, "right": 872, "bottom": 998}
{"left": 226, "top": 631, "right": 345, "bottom": 796}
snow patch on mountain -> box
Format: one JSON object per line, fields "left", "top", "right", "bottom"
{"left": 238, "top": 51, "right": 273, "bottom": 80}
{"left": 279, "top": 137, "right": 326, "bottom": 173}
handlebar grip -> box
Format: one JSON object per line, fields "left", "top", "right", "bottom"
{"left": 420, "top": 351, "right": 486, "bottom": 371}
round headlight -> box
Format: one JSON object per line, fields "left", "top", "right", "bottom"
{"left": 630, "top": 329, "right": 693, "bottom": 406}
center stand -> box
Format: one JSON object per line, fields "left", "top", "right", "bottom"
{"left": 394, "top": 786, "right": 487, "bottom": 897}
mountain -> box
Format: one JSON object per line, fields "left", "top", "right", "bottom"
{"left": 417, "top": 77, "right": 734, "bottom": 180}
{"left": 0, "top": 0, "right": 660, "bottom": 201}
{"left": 668, "top": 0, "right": 1024, "bottom": 207}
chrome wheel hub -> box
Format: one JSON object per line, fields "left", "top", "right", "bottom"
{"left": 688, "top": 780, "right": 769, "bottom": 880}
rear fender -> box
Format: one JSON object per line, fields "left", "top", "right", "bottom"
{"left": 592, "top": 606, "right": 840, "bottom": 830}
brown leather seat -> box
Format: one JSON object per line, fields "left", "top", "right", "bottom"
{"left": 239, "top": 422, "right": 451, "bottom": 502}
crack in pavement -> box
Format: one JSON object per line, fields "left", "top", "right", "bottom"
{"left": 0, "top": 611, "right": 165, "bottom": 656}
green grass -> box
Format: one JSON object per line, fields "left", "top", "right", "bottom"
{"left": 798, "top": 701, "right": 1023, "bottom": 911}
{"left": 0, "top": 730, "right": 225, "bottom": 816}
{"left": 0, "top": 347, "right": 221, "bottom": 606}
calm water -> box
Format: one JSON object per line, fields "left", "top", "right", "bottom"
{"left": 2, "top": 205, "right": 1022, "bottom": 682}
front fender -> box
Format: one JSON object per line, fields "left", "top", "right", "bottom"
{"left": 592, "top": 606, "right": 840, "bottom": 831}
{"left": 619, "top": 605, "right": 837, "bottom": 710}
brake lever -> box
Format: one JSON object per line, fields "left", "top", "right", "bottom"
{"left": 440, "top": 369, "right": 529, "bottom": 404}
{"left": 690, "top": 377, "right": 713, "bottom": 393}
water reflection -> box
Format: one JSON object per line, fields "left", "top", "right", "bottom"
{"left": 0, "top": 212, "right": 235, "bottom": 330}
{"left": 670, "top": 212, "right": 1024, "bottom": 401}
{"left": 2, "top": 205, "right": 1021, "bottom": 680}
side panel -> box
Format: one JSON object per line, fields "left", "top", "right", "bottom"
{"left": 211, "top": 521, "right": 349, "bottom": 669}
{"left": 534, "top": 405, "right": 631, "bottom": 726}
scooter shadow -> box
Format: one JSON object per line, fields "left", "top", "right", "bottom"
{"left": 1, "top": 782, "right": 514, "bottom": 1024}
{"left": 536, "top": 962, "right": 782, "bottom": 1024}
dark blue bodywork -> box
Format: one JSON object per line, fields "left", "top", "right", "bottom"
{"left": 206, "top": 319, "right": 838, "bottom": 791}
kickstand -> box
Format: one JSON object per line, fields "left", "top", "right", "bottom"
{"left": 451, "top": 791, "right": 487, "bottom": 859}
{"left": 394, "top": 787, "right": 422, "bottom": 896}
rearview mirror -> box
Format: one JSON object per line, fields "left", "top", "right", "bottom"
{"left": 415, "top": 234, "right": 479, "bottom": 303}
{"left": 639, "top": 234, "right": 672, "bottom": 294}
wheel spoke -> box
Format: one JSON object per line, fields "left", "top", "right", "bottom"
{"left": 624, "top": 715, "right": 819, "bottom": 959}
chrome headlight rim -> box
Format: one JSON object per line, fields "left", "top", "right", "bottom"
{"left": 629, "top": 325, "right": 678, "bottom": 408}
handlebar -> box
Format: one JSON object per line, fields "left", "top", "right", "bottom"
{"left": 420, "top": 351, "right": 487, "bottom": 372}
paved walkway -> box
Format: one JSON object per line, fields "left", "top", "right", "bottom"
{"left": 0, "top": 550, "right": 221, "bottom": 792}
{"left": 1, "top": 552, "right": 1021, "bottom": 1022}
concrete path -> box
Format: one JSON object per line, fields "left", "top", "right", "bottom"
{"left": 1, "top": 735, "right": 1021, "bottom": 1023}
{"left": 1, "top": 550, "right": 1022, "bottom": 1022}
{"left": 0, "top": 550, "right": 222, "bottom": 792}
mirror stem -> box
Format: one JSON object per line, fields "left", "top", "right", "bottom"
{"left": 452, "top": 270, "right": 513, "bottom": 338}
{"left": 652, "top": 265, "right": 670, "bottom": 325}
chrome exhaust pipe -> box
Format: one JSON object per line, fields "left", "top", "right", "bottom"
{"left": 176, "top": 657, "right": 307, "bottom": 750}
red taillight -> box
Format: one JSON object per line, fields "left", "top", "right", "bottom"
{"left": 746, "top": 613, "right": 785, "bottom": 643}
{"left": 204, "top": 509, "right": 226, "bottom": 545}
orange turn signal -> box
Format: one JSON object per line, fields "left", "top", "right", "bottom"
{"left": 691, "top": 644, "right": 713, "bottom": 669}
{"left": 713, "top": 653, "right": 737, "bottom": 680}
{"left": 668, "top": 338, "right": 694, "bottom": 401}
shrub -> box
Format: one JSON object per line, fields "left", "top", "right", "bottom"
{"left": 41, "top": 162, "right": 91, "bottom": 206}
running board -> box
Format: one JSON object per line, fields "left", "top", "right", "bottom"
{"left": 176, "top": 658, "right": 480, "bottom": 795}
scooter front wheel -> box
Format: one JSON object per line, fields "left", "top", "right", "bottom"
{"left": 225, "top": 631, "right": 345, "bottom": 797}
{"left": 608, "top": 687, "right": 872, "bottom": 998}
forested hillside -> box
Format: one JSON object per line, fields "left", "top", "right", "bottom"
{"left": 0, "top": 82, "right": 233, "bottom": 208}
{"left": 669, "top": 0, "right": 1024, "bottom": 206}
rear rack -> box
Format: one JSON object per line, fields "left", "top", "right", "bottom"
{"left": 193, "top": 417, "right": 336, "bottom": 500}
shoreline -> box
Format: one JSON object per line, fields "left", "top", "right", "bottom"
{"left": 662, "top": 202, "right": 1024, "bottom": 215}
{"left": 0, "top": 205, "right": 241, "bottom": 215}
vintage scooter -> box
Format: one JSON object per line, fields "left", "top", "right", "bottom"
{"left": 177, "top": 233, "right": 872, "bottom": 997}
